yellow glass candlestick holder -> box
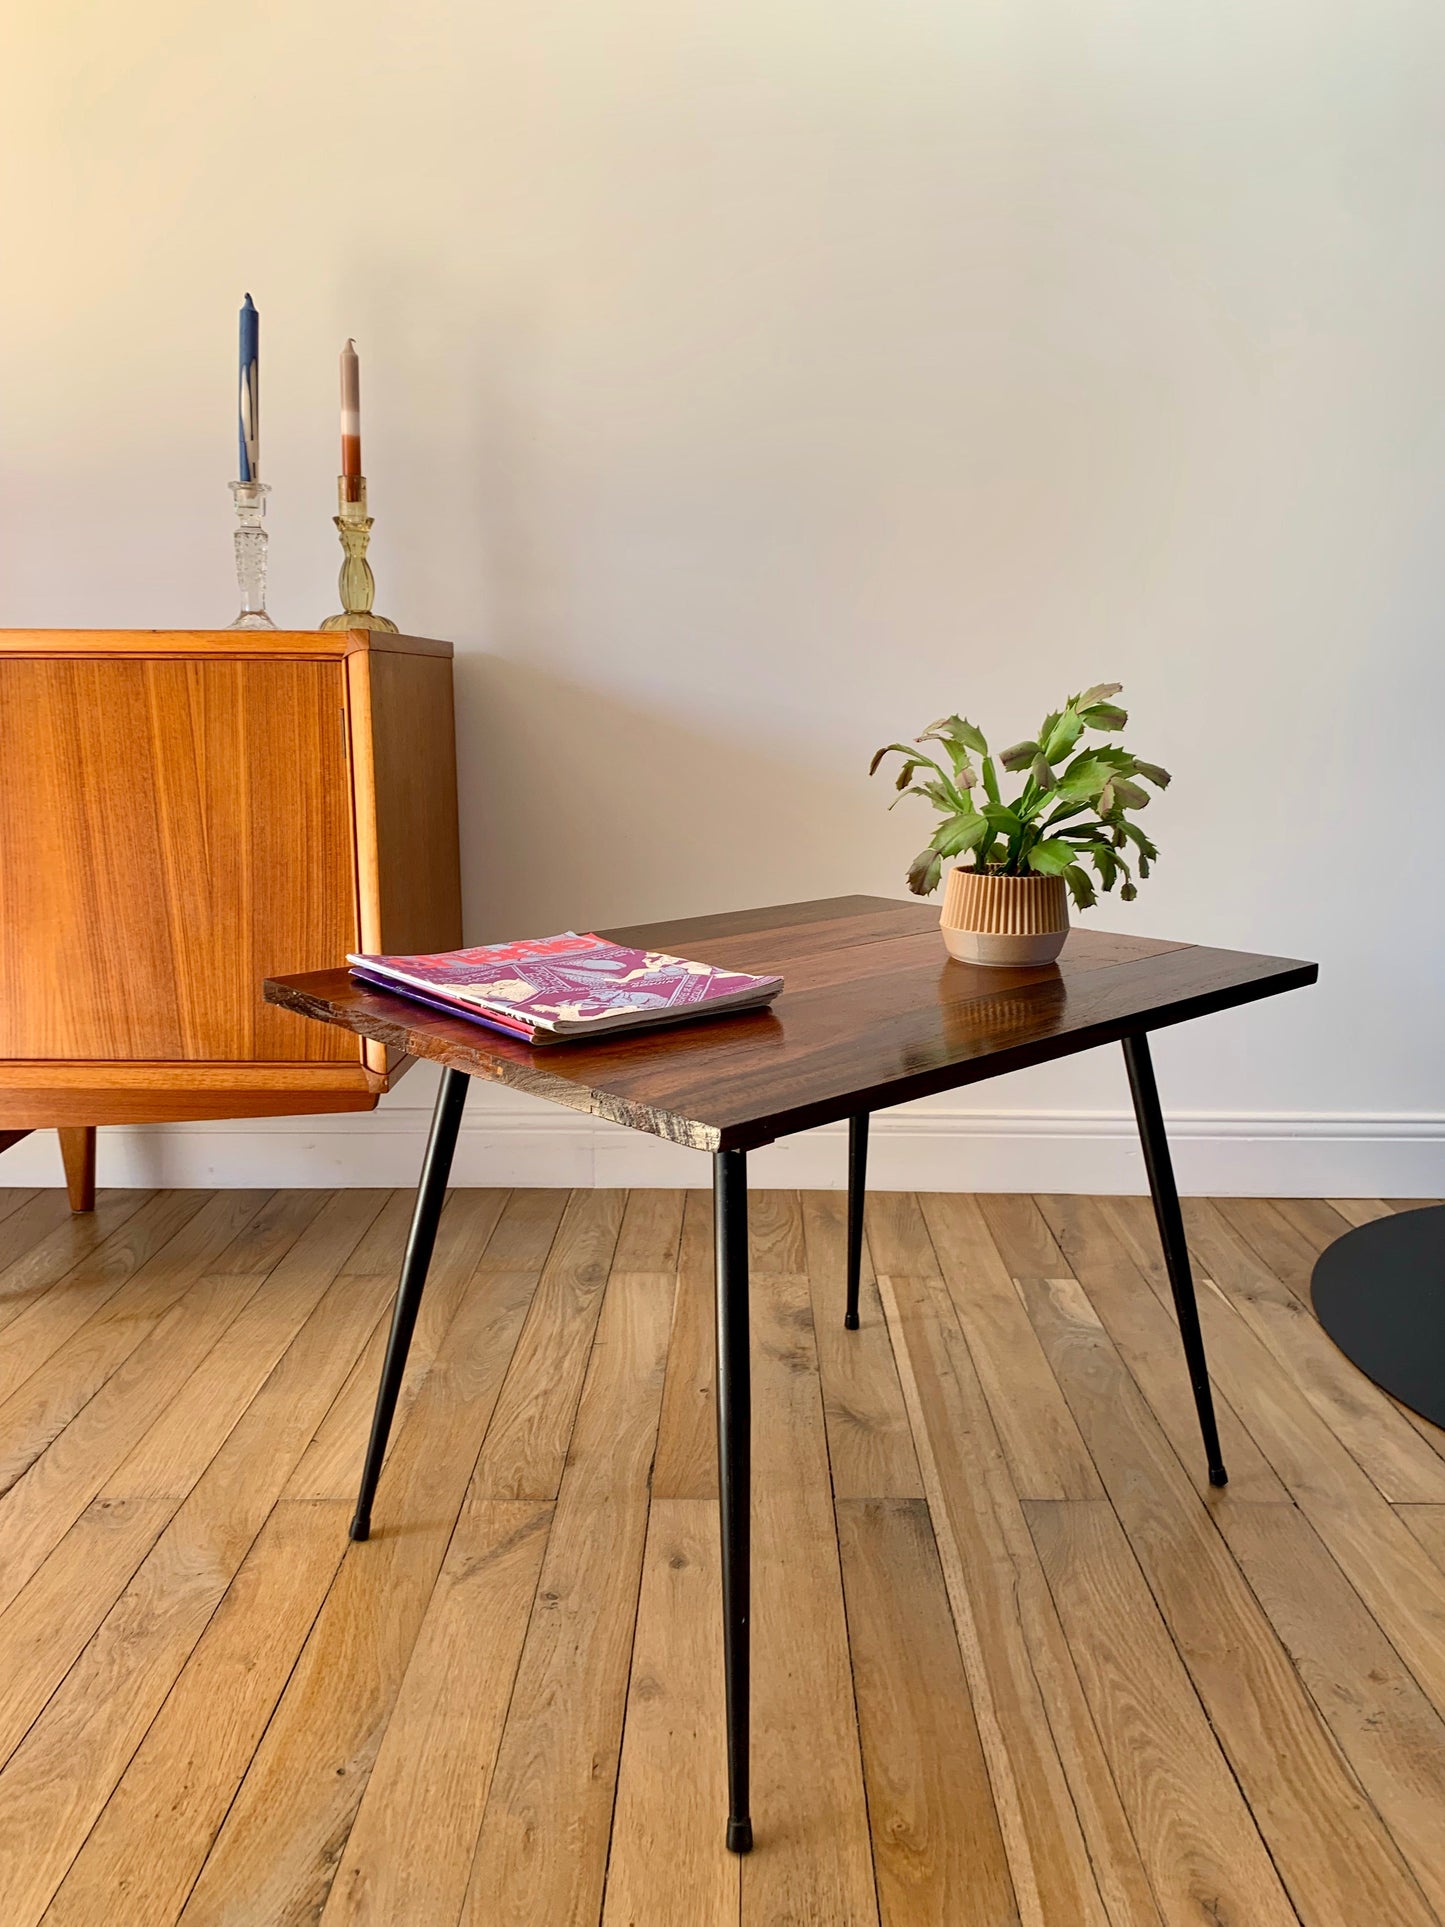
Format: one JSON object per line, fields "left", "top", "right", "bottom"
{"left": 319, "top": 477, "right": 397, "bottom": 633}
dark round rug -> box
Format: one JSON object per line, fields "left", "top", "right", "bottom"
{"left": 1311, "top": 1205, "right": 1445, "bottom": 1428}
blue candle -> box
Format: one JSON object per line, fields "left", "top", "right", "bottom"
{"left": 238, "top": 293, "right": 260, "bottom": 481}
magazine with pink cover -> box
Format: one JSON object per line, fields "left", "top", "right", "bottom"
{"left": 347, "top": 932, "right": 782, "bottom": 1043}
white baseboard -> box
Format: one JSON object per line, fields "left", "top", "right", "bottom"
{"left": 4, "top": 1084, "right": 1442, "bottom": 1197}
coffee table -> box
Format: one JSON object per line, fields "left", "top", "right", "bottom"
{"left": 265, "top": 893, "right": 1316, "bottom": 1853}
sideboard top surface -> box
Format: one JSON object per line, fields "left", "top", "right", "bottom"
{"left": 0, "top": 629, "right": 452, "bottom": 660}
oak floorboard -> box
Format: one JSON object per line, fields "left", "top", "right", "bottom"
{"left": 1233, "top": 1195, "right": 1445, "bottom": 1468}
{"left": 802, "top": 1190, "right": 922, "bottom": 1500}
{"left": 861, "top": 1190, "right": 942, "bottom": 1278}
{"left": 1182, "top": 1199, "right": 1445, "bottom": 1502}
{"left": 652, "top": 1189, "right": 718, "bottom": 1500}
{"left": 288, "top": 1188, "right": 514, "bottom": 1509}
{"left": 742, "top": 1267, "right": 877, "bottom": 1927}
{"left": 0, "top": 1190, "right": 260, "bottom": 1497}
{"left": 878, "top": 1265, "right": 1145, "bottom": 1927}
{"left": 1231, "top": 1197, "right": 1354, "bottom": 1294}
{"left": 1027, "top": 1498, "right": 1296, "bottom": 1927}
{"left": 748, "top": 1188, "right": 809, "bottom": 1274}
{"left": 924, "top": 1193, "right": 1102, "bottom": 1501}
{"left": 837, "top": 1496, "right": 1018, "bottom": 1927}
{"left": 1107, "top": 1195, "right": 1445, "bottom": 1727}
{"left": 1224, "top": 1501, "right": 1445, "bottom": 1922}
{"left": 0, "top": 1192, "right": 389, "bottom": 1773}
{"left": 1026, "top": 1194, "right": 1290, "bottom": 1505}
{"left": 611, "top": 1185, "right": 686, "bottom": 1272}
{"left": 176, "top": 1195, "right": 532, "bottom": 1927}
{"left": 0, "top": 1188, "right": 158, "bottom": 1342}
{"left": 5, "top": 1186, "right": 1443, "bottom": 1927}
{"left": 320, "top": 1500, "right": 552, "bottom": 1927}
{"left": 1398, "top": 1504, "right": 1445, "bottom": 1574}
{"left": 0, "top": 1191, "right": 301, "bottom": 1619}
{"left": 469, "top": 1188, "right": 626, "bottom": 1500}
{"left": 0, "top": 1193, "right": 206, "bottom": 1409}
{"left": 0, "top": 1192, "right": 81, "bottom": 1302}
{"left": 0, "top": 1196, "right": 402, "bottom": 1924}
{"left": 1017, "top": 1266, "right": 1428, "bottom": 1927}
{"left": 36, "top": 1208, "right": 423, "bottom": 1927}
{"left": 458, "top": 1263, "right": 673, "bottom": 1927}
{"left": 603, "top": 1498, "right": 739, "bottom": 1927}
{"left": 1324, "top": 1198, "right": 1394, "bottom": 1227}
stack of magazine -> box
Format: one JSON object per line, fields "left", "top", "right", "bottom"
{"left": 347, "top": 931, "right": 783, "bottom": 1046}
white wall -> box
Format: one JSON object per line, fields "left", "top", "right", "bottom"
{"left": 3, "top": 0, "right": 1442, "bottom": 1193}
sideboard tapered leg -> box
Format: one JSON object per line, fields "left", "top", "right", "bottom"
{"left": 58, "top": 1127, "right": 96, "bottom": 1213}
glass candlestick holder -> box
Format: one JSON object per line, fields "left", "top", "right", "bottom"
{"left": 227, "top": 480, "right": 276, "bottom": 629}
{"left": 318, "top": 477, "right": 398, "bottom": 633}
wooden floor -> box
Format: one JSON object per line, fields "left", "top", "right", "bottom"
{"left": 1, "top": 1186, "right": 1444, "bottom": 1926}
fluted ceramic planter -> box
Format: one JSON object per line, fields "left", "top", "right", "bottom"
{"left": 940, "top": 865, "right": 1069, "bottom": 966}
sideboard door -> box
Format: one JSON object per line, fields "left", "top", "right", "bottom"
{"left": 0, "top": 657, "right": 358, "bottom": 1062}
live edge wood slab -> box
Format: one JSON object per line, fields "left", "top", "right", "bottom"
{"left": 264, "top": 895, "right": 1317, "bottom": 1154}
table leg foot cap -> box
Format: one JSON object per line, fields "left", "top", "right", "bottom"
{"left": 726, "top": 1817, "right": 753, "bottom": 1854}
{"left": 349, "top": 1515, "right": 371, "bottom": 1542}
{"left": 1208, "top": 1466, "right": 1228, "bottom": 1488}
{"left": 843, "top": 1311, "right": 860, "bottom": 1331}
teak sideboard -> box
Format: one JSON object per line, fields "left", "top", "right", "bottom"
{"left": 0, "top": 628, "right": 462, "bottom": 1207}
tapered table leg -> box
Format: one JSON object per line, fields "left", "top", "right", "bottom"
{"left": 1122, "top": 1033, "right": 1228, "bottom": 1487}
{"left": 713, "top": 1147, "right": 753, "bottom": 1853}
{"left": 845, "top": 1113, "right": 868, "bottom": 1330}
{"left": 350, "top": 1066, "right": 470, "bottom": 1541}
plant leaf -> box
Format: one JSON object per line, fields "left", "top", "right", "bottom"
{"left": 1025, "top": 837, "right": 1075, "bottom": 876}
{"left": 887, "top": 785, "right": 927, "bottom": 811}
{"left": 1111, "top": 777, "right": 1150, "bottom": 811}
{"left": 1055, "top": 753, "right": 1116, "bottom": 803}
{"left": 983, "top": 801, "right": 1022, "bottom": 835}
{"left": 982, "top": 756, "right": 1001, "bottom": 805}
{"left": 1133, "top": 760, "right": 1171, "bottom": 789}
{"left": 937, "top": 813, "right": 990, "bottom": 859}
{"left": 869, "top": 742, "right": 916, "bottom": 777}
{"left": 907, "top": 847, "right": 945, "bottom": 896}
{"left": 1079, "top": 702, "right": 1128, "bottom": 731}
{"left": 920, "top": 714, "right": 988, "bottom": 759}
{"left": 1064, "top": 862, "right": 1097, "bottom": 909}
{"left": 921, "top": 778, "right": 964, "bottom": 810}
{"left": 1119, "top": 819, "right": 1159, "bottom": 862}
{"left": 998, "top": 740, "right": 1038, "bottom": 772}
{"left": 1077, "top": 681, "right": 1123, "bottom": 708}
{"left": 1042, "top": 709, "right": 1084, "bottom": 763}
{"left": 1030, "top": 753, "right": 1058, "bottom": 792}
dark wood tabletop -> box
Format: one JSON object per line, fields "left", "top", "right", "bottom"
{"left": 263, "top": 895, "right": 1317, "bottom": 1153}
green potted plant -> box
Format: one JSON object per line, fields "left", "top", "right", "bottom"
{"left": 870, "top": 682, "right": 1169, "bottom": 965}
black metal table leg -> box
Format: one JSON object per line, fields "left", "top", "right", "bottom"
{"left": 349, "top": 1065, "right": 470, "bottom": 1541}
{"left": 1122, "top": 1033, "right": 1228, "bottom": 1487}
{"left": 845, "top": 1113, "right": 868, "bottom": 1330}
{"left": 714, "top": 1147, "right": 753, "bottom": 1854}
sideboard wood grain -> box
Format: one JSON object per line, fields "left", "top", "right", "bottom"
{"left": 0, "top": 630, "right": 462, "bottom": 1185}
